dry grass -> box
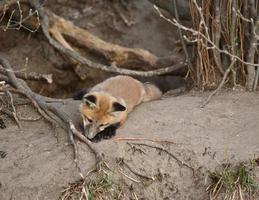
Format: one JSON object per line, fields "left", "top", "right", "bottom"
{"left": 206, "top": 158, "right": 259, "bottom": 200}
{"left": 59, "top": 170, "right": 126, "bottom": 200}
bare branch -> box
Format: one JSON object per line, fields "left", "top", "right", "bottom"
{"left": 154, "top": 4, "right": 259, "bottom": 68}
{"left": 0, "top": 1, "right": 40, "bottom": 32}
{"left": 171, "top": 0, "right": 194, "bottom": 75}
{"left": 201, "top": 59, "right": 237, "bottom": 108}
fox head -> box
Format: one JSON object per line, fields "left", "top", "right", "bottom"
{"left": 80, "top": 92, "right": 127, "bottom": 139}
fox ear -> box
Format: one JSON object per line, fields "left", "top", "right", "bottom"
{"left": 84, "top": 95, "right": 96, "bottom": 108}
{"left": 112, "top": 102, "right": 126, "bottom": 112}
{"left": 84, "top": 95, "right": 96, "bottom": 104}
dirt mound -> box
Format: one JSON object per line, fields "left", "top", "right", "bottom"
{"left": 1, "top": 91, "right": 259, "bottom": 199}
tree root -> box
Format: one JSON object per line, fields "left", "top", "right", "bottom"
{"left": 117, "top": 158, "right": 155, "bottom": 181}
{"left": 48, "top": 12, "right": 156, "bottom": 68}
{"left": 1, "top": 0, "right": 186, "bottom": 80}
{"left": 0, "top": 53, "right": 103, "bottom": 170}
{"left": 6, "top": 90, "right": 21, "bottom": 128}
{"left": 23, "top": 0, "right": 186, "bottom": 77}
{"left": 113, "top": 136, "right": 184, "bottom": 145}
{"left": 129, "top": 142, "right": 195, "bottom": 174}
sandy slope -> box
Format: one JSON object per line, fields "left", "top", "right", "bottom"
{"left": 0, "top": 91, "right": 259, "bottom": 199}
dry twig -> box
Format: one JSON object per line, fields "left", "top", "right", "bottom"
{"left": 117, "top": 158, "right": 155, "bottom": 181}
{"left": 201, "top": 59, "right": 237, "bottom": 108}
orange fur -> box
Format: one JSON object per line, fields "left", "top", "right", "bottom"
{"left": 80, "top": 75, "right": 162, "bottom": 139}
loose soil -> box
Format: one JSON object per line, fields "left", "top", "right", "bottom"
{"left": 0, "top": 91, "right": 259, "bottom": 199}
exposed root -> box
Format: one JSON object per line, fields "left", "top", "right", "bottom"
{"left": 48, "top": 12, "right": 157, "bottom": 67}
{"left": 69, "top": 121, "right": 103, "bottom": 170}
{"left": 25, "top": 0, "right": 186, "bottom": 77}
{"left": 113, "top": 136, "right": 184, "bottom": 145}
{"left": 0, "top": 91, "right": 23, "bottom": 128}
{"left": 117, "top": 166, "right": 141, "bottom": 183}
{"left": 0, "top": 53, "right": 103, "bottom": 171}
{"left": 129, "top": 142, "right": 195, "bottom": 173}
{"left": 117, "top": 158, "right": 155, "bottom": 181}
{"left": 6, "top": 90, "right": 21, "bottom": 128}
{"left": 2, "top": 88, "right": 60, "bottom": 128}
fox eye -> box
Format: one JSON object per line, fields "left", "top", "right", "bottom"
{"left": 100, "top": 123, "right": 108, "bottom": 126}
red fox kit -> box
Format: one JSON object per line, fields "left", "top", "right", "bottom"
{"left": 77, "top": 75, "right": 185, "bottom": 142}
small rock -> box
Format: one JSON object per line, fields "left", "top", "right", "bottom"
{"left": 0, "top": 118, "right": 6, "bottom": 129}
{"left": 0, "top": 151, "right": 7, "bottom": 159}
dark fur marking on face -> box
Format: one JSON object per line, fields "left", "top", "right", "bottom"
{"left": 84, "top": 95, "right": 96, "bottom": 104}
{"left": 90, "top": 123, "right": 120, "bottom": 142}
{"left": 113, "top": 102, "right": 126, "bottom": 112}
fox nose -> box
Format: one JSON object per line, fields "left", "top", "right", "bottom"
{"left": 88, "top": 131, "right": 97, "bottom": 139}
{"left": 86, "top": 124, "right": 99, "bottom": 139}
